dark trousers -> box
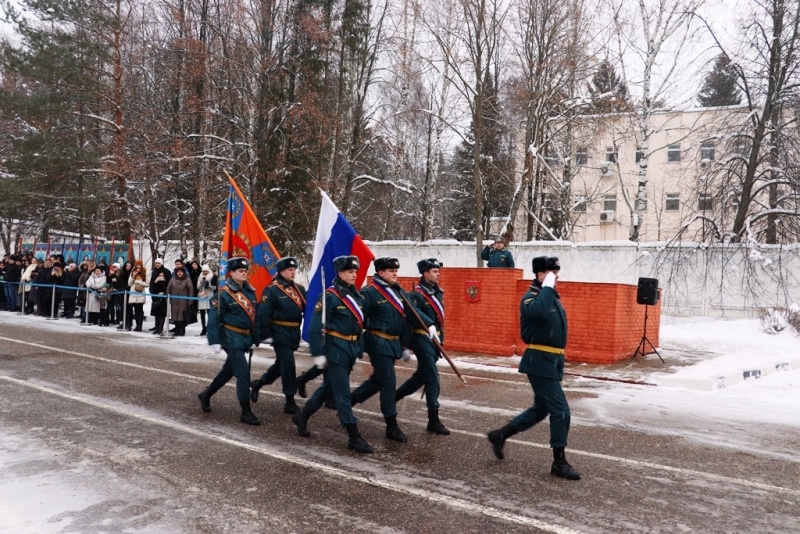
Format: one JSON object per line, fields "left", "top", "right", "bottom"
{"left": 306, "top": 359, "right": 358, "bottom": 426}
{"left": 153, "top": 315, "right": 166, "bottom": 333}
{"left": 351, "top": 352, "right": 398, "bottom": 418}
{"left": 255, "top": 343, "right": 298, "bottom": 396}
{"left": 511, "top": 374, "right": 571, "bottom": 448}
{"left": 127, "top": 303, "right": 144, "bottom": 329}
{"left": 4, "top": 283, "right": 18, "bottom": 310}
{"left": 207, "top": 347, "right": 251, "bottom": 404}
{"left": 396, "top": 346, "right": 440, "bottom": 411}
{"left": 63, "top": 297, "right": 76, "bottom": 318}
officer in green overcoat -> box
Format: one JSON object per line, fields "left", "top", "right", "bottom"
{"left": 292, "top": 255, "right": 373, "bottom": 453}
{"left": 250, "top": 257, "right": 307, "bottom": 415}
{"left": 351, "top": 257, "right": 420, "bottom": 443}
{"left": 197, "top": 257, "right": 261, "bottom": 426}
{"left": 486, "top": 256, "right": 581, "bottom": 480}
{"left": 480, "top": 236, "right": 515, "bottom": 268}
{"left": 395, "top": 257, "right": 450, "bottom": 435}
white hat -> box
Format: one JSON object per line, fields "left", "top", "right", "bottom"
{"left": 112, "top": 263, "right": 120, "bottom": 269}
{"left": 201, "top": 264, "right": 211, "bottom": 272}
{"left": 155, "top": 258, "right": 164, "bottom": 264}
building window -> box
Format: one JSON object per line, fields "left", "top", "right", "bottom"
{"left": 667, "top": 143, "right": 681, "bottom": 162}
{"left": 635, "top": 149, "right": 645, "bottom": 163}
{"left": 699, "top": 193, "right": 713, "bottom": 211}
{"left": 545, "top": 149, "right": 559, "bottom": 166}
{"left": 573, "top": 196, "right": 587, "bottom": 212}
{"left": 666, "top": 193, "right": 680, "bottom": 211}
{"left": 605, "top": 147, "right": 618, "bottom": 163}
{"left": 604, "top": 194, "right": 617, "bottom": 212}
{"left": 575, "top": 147, "right": 588, "bottom": 165}
{"left": 734, "top": 140, "right": 750, "bottom": 158}
{"left": 700, "top": 141, "right": 715, "bottom": 161}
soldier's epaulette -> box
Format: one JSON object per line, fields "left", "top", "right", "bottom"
{"left": 523, "top": 288, "right": 540, "bottom": 305}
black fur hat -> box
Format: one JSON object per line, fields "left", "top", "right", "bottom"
{"left": 227, "top": 257, "right": 249, "bottom": 272}
{"left": 276, "top": 257, "right": 298, "bottom": 272}
{"left": 333, "top": 255, "right": 359, "bottom": 272}
{"left": 417, "top": 258, "right": 443, "bottom": 274}
{"left": 374, "top": 257, "right": 400, "bottom": 271}
{"left": 532, "top": 256, "right": 560, "bottom": 273}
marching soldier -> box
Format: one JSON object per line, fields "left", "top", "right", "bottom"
{"left": 197, "top": 257, "right": 262, "bottom": 426}
{"left": 250, "top": 257, "right": 307, "bottom": 415}
{"left": 292, "top": 255, "right": 373, "bottom": 453}
{"left": 395, "top": 257, "right": 450, "bottom": 435}
{"left": 486, "top": 256, "right": 581, "bottom": 480}
{"left": 351, "top": 257, "right": 417, "bottom": 442}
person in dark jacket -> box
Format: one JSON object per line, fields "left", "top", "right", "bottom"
{"left": 61, "top": 263, "right": 80, "bottom": 318}
{"left": 291, "top": 255, "right": 372, "bottom": 453}
{"left": 250, "top": 257, "right": 307, "bottom": 415}
{"left": 149, "top": 258, "right": 171, "bottom": 333}
{"left": 351, "top": 257, "right": 420, "bottom": 443}
{"left": 480, "top": 237, "right": 515, "bottom": 268}
{"left": 3, "top": 255, "right": 22, "bottom": 311}
{"left": 197, "top": 257, "right": 261, "bottom": 425}
{"left": 395, "top": 257, "right": 450, "bottom": 435}
{"left": 486, "top": 256, "right": 581, "bottom": 480}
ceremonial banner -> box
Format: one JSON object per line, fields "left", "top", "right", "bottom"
{"left": 219, "top": 175, "right": 281, "bottom": 299}
{"left": 79, "top": 245, "right": 95, "bottom": 264}
{"left": 34, "top": 243, "right": 48, "bottom": 260}
{"left": 64, "top": 244, "right": 79, "bottom": 265}
{"left": 113, "top": 244, "right": 129, "bottom": 266}
{"left": 302, "top": 190, "right": 374, "bottom": 342}
{"left": 96, "top": 243, "right": 112, "bottom": 265}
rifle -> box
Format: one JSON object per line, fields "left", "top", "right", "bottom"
{"left": 399, "top": 292, "right": 466, "bottom": 384}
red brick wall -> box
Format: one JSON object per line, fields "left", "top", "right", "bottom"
{"left": 398, "top": 268, "right": 661, "bottom": 364}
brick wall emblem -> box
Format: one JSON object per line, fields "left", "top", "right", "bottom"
{"left": 465, "top": 280, "right": 481, "bottom": 303}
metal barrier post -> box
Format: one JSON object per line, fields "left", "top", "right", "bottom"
{"left": 122, "top": 291, "right": 128, "bottom": 329}
{"left": 50, "top": 284, "right": 56, "bottom": 319}
{"left": 165, "top": 295, "right": 172, "bottom": 338}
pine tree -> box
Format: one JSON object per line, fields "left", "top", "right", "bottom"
{"left": 589, "top": 60, "right": 631, "bottom": 112}
{"left": 697, "top": 54, "right": 742, "bottom": 107}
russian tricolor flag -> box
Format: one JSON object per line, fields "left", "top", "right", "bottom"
{"left": 302, "top": 191, "right": 374, "bottom": 341}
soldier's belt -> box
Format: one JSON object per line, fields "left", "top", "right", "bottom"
{"left": 527, "top": 344, "right": 565, "bottom": 355}
{"left": 223, "top": 324, "right": 252, "bottom": 335}
{"left": 326, "top": 330, "right": 360, "bottom": 341}
{"left": 413, "top": 328, "right": 441, "bottom": 337}
{"left": 271, "top": 320, "right": 301, "bottom": 327}
{"left": 366, "top": 329, "right": 400, "bottom": 341}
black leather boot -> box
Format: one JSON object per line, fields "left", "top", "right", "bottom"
{"left": 284, "top": 395, "right": 299, "bottom": 415}
{"left": 197, "top": 388, "right": 212, "bottom": 413}
{"left": 426, "top": 409, "right": 450, "bottom": 435}
{"left": 250, "top": 376, "right": 266, "bottom": 403}
{"left": 551, "top": 447, "right": 581, "bottom": 480}
{"left": 239, "top": 400, "right": 261, "bottom": 426}
{"left": 292, "top": 407, "right": 311, "bottom": 437}
{"left": 345, "top": 423, "right": 374, "bottom": 453}
{"left": 385, "top": 415, "right": 408, "bottom": 443}
{"left": 487, "top": 423, "right": 518, "bottom": 460}
{"left": 296, "top": 374, "right": 308, "bottom": 398}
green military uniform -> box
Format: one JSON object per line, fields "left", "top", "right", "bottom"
{"left": 487, "top": 256, "right": 581, "bottom": 480}
{"left": 480, "top": 243, "right": 515, "bottom": 268}
{"left": 197, "top": 257, "right": 261, "bottom": 426}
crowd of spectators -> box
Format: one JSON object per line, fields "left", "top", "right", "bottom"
{"left": 0, "top": 251, "right": 218, "bottom": 338}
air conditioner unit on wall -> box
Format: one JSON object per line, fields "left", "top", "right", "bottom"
{"left": 599, "top": 210, "right": 615, "bottom": 223}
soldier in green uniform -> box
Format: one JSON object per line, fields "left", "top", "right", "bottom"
{"left": 250, "top": 257, "right": 307, "bottom": 415}
{"left": 486, "top": 256, "right": 581, "bottom": 480}
{"left": 480, "top": 236, "right": 515, "bottom": 268}
{"left": 196, "top": 257, "right": 261, "bottom": 426}
{"left": 292, "top": 256, "right": 373, "bottom": 453}
{"left": 395, "top": 258, "right": 450, "bottom": 435}
{"left": 351, "top": 257, "right": 419, "bottom": 443}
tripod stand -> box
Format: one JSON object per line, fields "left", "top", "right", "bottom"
{"left": 630, "top": 304, "right": 664, "bottom": 363}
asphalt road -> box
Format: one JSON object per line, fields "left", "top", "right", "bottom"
{"left": 1, "top": 319, "right": 798, "bottom": 533}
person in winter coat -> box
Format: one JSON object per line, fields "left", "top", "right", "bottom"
{"left": 36, "top": 258, "right": 53, "bottom": 317}
{"left": 149, "top": 268, "right": 169, "bottom": 336}
{"left": 77, "top": 262, "right": 93, "bottom": 322}
{"left": 166, "top": 265, "right": 194, "bottom": 336}
{"left": 20, "top": 259, "right": 37, "bottom": 315}
{"left": 126, "top": 272, "right": 148, "bottom": 331}
{"left": 48, "top": 262, "right": 64, "bottom": 319}
{"left": 61, "top": 263, "right": 80, "bottom": 318}
{"left": 3, "top": 256, "right": 21, "bottom": 311}
{"left": 196, "top": 264, "right": 217, "bottom": 336}
{"left": 26, "top": 261, "right": 42, "bottom": 316}
{"left": 84, "top": 267, "right": 107, "bottom": 325}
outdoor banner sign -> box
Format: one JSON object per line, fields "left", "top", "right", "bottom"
{"left": 113, "top": 244, "right": 129, "bottom": 265}
{"left": 96, "top": 243, "right": 112, "bottom": 265}
{"left": 34, "top": 243, "right": 48, "bottom": 260}
{"left": 79, "top": 245, "right": 96, "bottom": 263}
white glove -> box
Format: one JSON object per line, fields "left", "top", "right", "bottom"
{"left": 401, "top": 349, "right": 413, "bottom": 361}
{"left": 250, "top": 343, "right": 258, "bottom": 350}
{"left": 312, "top": 355, "right": 327, "bottom": 369}
{"left": 427, "top": 325, "right": 440, "bottom": 342}
{"left": 210, "top": 344, "right": 223, "bottom": 356}
{"left": 542, "top": 272, "right": 557, "bottom": 288}
{"left": 263, "top": 337, "right": 274, "bottom": 345}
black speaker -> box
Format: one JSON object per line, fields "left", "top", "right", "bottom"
{"left": 636, "top": 278, "right": 659, "bottom": 306}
